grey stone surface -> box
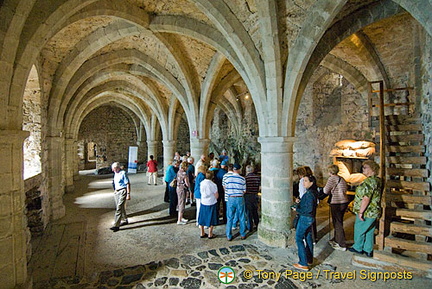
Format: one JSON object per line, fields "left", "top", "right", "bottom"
{"left": 29, "top": 173, "right": 431, "bottom": 289}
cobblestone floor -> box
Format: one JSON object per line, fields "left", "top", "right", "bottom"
{"left": 29, "top": 172, "right": 431, "bottom": 289}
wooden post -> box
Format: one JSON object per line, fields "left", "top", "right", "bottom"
{"left": 379, "top": 81, "right": 385, "bottom": 180}
{"left": 377, "top": 80, "right": 386, "bottom": 251}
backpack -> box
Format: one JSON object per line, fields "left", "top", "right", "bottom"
{"left": 315, "top": 186, "right": 328, "bottom": 201}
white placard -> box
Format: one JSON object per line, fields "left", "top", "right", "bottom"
{"left": 128, "top": 146, "right": 138, "bottom": 174}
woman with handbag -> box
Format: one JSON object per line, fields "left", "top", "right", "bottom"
{"left": 165, "top": 160, "right": 180, "bottom": 216}
{"left": 176, "top": 161, "right": 190, "bottom": 225}
{"left": 324, "top": 164, "right": 349, "bottom": 251}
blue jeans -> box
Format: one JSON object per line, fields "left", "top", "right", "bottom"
{"left": 295, "top": 215, "right": 314, "bottom": 266}
{"left": 226, "top": 197, "right": 247, "bottom": 239}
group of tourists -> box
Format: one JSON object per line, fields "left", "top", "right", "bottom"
{"left": 292, "top": 160, "right": 382, "bottom": 271}
{"left": 108, "top": 152, "right": 382, "bottom": 272}
{"left": 163, "top": 150, "right": 261, "bottom": 241}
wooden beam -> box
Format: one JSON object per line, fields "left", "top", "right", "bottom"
{"left": 396, "top": 208, "right": 432, "bottom": 220}
{"left": 386, "top": 146, "right": 425, "bottom": 154}
{"left": 373, "top": 250, "right": 432, "bottom": 271}
{"left": 386, "top": 124, "right": 423, "bottom": 131}
{"left": 386, "top": 134, "right": 424, "bottom": 142}
{"left": 386, "top": 167, "right": 428, "bottom": 177}
{"left": 385, "top": 236, "right": 432, "bottom": 254}
{"left": 371, "top": 87, "right": 414, "bottom": 93}
{"left": 387, "top": 193, "right": 432, "bottom": 205}
{"left": 387, "top": 156, "right": 427, "bottom": 164}
{"left": 390, "top": 222, "right": 432, "bottom": 237}
{"left": 386, "top": 180, "right": 430, "bottom": 191}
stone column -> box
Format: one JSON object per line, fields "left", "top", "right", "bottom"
{"left": 0, "top": 129, "right": 31, "bottom": 288}
{"left": 190, "top": 138, "right": 210, "bottom": 164}
{"left": 162, "top": 140, "right": 176, "bottom": 172}
{"left": 45, "top": 136, "right": 66, "bottom": 220}
{"left": 64, "top": 138, "right": 76, "bottom": 193}
{"left": 258, "top": 136, "right": 295, "bottom": 247}
{"left": 147, "top": 140, "right": 159, "bottom": 160}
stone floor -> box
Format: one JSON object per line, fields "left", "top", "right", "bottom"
{"left": 28, "top": 171, "right": 431, "bottom": 288}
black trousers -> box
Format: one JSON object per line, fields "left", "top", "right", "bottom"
{"left": 164, "top": 181, "right": 170, "bottom": 203}
{"left": 216, "top": 189, "right": 227, "bottom": 224}
{"left": 244, "top": 193, "right": 259, "bottom": 230}
{"left": 168, "top": 185, "right": 178, "bottom": 216}
{"left": 330, "top": 202, "right": 348, "bottom": 247}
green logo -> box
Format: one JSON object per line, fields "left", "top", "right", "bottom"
{"left": 218, "top": 266, "right": 236, "bottom": 284}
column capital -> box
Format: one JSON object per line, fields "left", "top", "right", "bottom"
{"left": 258, "top": 136, "right": 296, "bottom": 153}
{"left": 162, "top": 140, "right": 176, "bottom": 146}
{"left": 146, "top": 140, "right": 159, "bottom": 146}
{"left": 190, "top": 138, "right": 210, "bottom": 146}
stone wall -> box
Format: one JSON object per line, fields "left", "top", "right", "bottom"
{"left": 176, "top": 116, "right": 190, "bottom": 157}
{"left": 209, "top": 99, "right": 260, "bottom": 167}
{"left": 78, "top": 105, "right": 139, "bottom": 169}
{"left": 294, "top": 67, "right": 372, "bottom": 182}
{"left": 419, "top": 30, "right": 432, "bottom": 185}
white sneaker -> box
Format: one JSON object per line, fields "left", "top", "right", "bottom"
{"left": 328, "top": 240, "right": 337, "bottom": 247}
{"left": 177, "top": 221, "right": 187, "bottom": 225}
{"left": 181, "top": 218, "right": 188, "bottom": 223}
{"left": 331, "top": 243, "right": 347, "bottom": 251}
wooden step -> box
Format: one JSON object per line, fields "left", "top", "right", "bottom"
{"left": 395, "top": 208, "right": 432, "bottom": 220}
{"left": 386, "top": 179, "right": 430, "bottom": 191}
{"left": 386, "top": 134, "right": 424, "bottom": 142}
{"left": 387, "top": 156, "right": 427, "bottom": 164}
{"left": 387, "top": 192, "right": 432, "bottom": 205}
{"left": 373, "top": 250, "right": 432, "bottom": 272}
{"left": 386, "top": 124, "right": 423, "bottom": 131}
{"left": 385, "top": 115, "right": 421, "bottom": 124}
{"left": 386, "top": 167, "right": 429, "bottom": 178}
{"left": 385, "top": 235, "right": 432, "bottom": 254}
{"left": 386, "top": 145, "right": 425, "bottom": 153}
{"left": 390, "top": 222, "right": 432, "bottom": 237}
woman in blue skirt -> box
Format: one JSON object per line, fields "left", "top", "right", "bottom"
{"left": 198, "top": 170, "right": 219, "bottom": 239}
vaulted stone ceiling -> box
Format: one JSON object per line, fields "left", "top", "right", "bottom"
{"left": 11, "top": 0, "right": 428, "bottom": 140}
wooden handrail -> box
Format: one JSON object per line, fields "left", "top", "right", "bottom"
{"left": 371, "top": 87, "right": 413, "bottom": 93}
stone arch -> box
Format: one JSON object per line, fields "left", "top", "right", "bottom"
{"left": 193, "top": 0, "right": 266, "bottom": 128}
{"left": 53, "top": 50, "right": 170, "bottom": 128}
{"left": 204, "top": 72, "right": 244, "bottom": 138}
{"left": 70, "top": 93, "right": 150, "bottom": 140}
{"left": 320, "top": 54, "right": 369, "bottom": 97}
{"left": 0, "top": 0, "right": 36, "bottom": 129}
{"left": 392, "top": 0, "right": 432, "bottom": 37}
{"left": 282, "top": 0, "right": 347, "bottom": 136}
{"left": 283, "top": 0, "right": 427, "bottom": 136}
{"left": 8, "top": 0, "right": 99, "bottom": 118}
{"left": 63, "top": 75, "right": 168, "bottom": 140}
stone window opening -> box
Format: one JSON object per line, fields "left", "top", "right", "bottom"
{"left": 23, "top": 65, "right": 42, "bottom": 180}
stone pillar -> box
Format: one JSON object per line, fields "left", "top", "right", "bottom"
{"left": 0, "top": 129, "right": 31, "bottom": 288}
{"left": 147, "top": 140, "right": 159, "bottom": 160}
{"left": 258, "top": 136, "right": 295, "bottom": 247}
{"left": 64, "top": 138, "right": 76, "bottom": 193}
{"left": 162, "top": 140, "right": 176, "bottom": 172}
{"left": 45, "top": 136, "right": 66, "bottom": 220}
{"left": 190, "top": 138, "right": 210, "bottom": 164}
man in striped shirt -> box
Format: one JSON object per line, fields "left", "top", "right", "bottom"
{"left": 223, "top": 163, "right": 247, "bottom": 241}
{"left": 245, "top": 165, "right": 261, "bottom": 232}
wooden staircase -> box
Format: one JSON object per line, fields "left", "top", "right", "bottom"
{"left": 368, "top": 81, "right": 432, "bottom": 273}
